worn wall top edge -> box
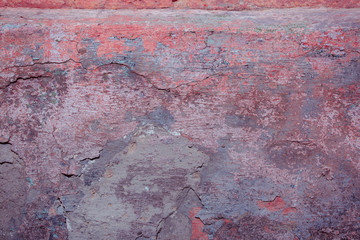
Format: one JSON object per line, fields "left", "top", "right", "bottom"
{"left": 1, "top": 0, "right": 360, "bottom": 10}
{"left": 1, "top": 8, "right": 360, "bottom": 28}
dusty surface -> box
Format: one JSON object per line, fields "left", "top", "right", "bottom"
{"left": 0, "top": 7, "right": 360, "bottom": 240}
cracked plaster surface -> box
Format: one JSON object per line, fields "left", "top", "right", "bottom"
{"left": 0, "top": 8, "right": 360, "bottom": 240}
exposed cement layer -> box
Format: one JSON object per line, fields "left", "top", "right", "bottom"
{"left": 0, "top": 8, "right": 359, "bottom": 240}
{"left": 65, "top": 127, "right": 206, "bottom": 239}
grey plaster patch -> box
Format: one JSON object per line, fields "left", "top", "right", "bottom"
{"left": 0, "top": 144, "right": 27, "bottom": 240}
{"left": 67, "top": 126, "right": 208, "bottom": 240}
{"left": 0, "top": 143, "right": 15, "bottom": 164}
{"left": 225, "top": 114, "right": 258, "bottom": 128}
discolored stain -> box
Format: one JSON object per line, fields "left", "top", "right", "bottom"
{"left": 337, "top": 58, "right": 360, "bottom": 86}
{"left": 265, "top": 141, "right": 322, "bottom": 170}
{"left": 213, "top": 215, "right": 297, "bottom": 240}
{"left": 225, "top": 114, "right": 258, "bottom": 128}
{"left": 137, "top": 106, "right": 175, "bottom": 130}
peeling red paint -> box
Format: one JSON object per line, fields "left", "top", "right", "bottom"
{"left": 282, "top": 207, "right": 297, "bottom": 216}
{"left": 258, "top": 197, "right": 297, "bottom": 215}
{"left": 258, "top": 196, "right": 286, "bottom": 212}
{"left": 190, "top": 207, "right": 209, "bottom": 240}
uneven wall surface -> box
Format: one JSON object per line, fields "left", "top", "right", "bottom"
{"left": 0, "top": 5, "right": 360, "bottom": 240}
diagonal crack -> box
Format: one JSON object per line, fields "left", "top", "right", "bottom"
{"left": 155, "top": 186, "right": 203, "bottom": 240}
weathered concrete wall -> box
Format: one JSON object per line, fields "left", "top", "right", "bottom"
{"left": 0, "top": 7, "right": 360, "bottom": 240}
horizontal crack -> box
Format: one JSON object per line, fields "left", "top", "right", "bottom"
{"left": 95, "top": 62, "right": 173, "bottom": 92}
{"left": 2, "top": 58, "right": 81, "bottom": 71}
{"left": 1, "top": 75, "right": 51, "bottom": 89}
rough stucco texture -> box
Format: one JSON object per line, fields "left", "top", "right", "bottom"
{"left": 1, "top": 0, "right": 360, "bottom": 10}
{"left": 0, "top": 7, "right": 360, "bottom": 240}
